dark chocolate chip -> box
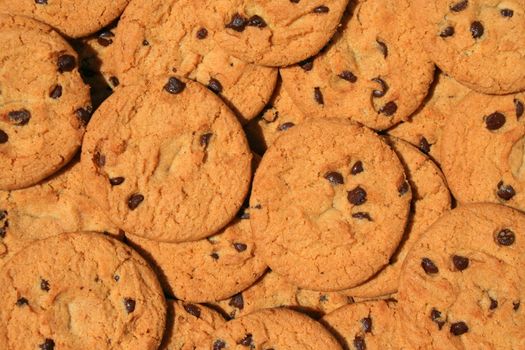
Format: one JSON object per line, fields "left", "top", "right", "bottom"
{"left": 49, "top": 85, "right": 63, "bottom": 99}
{"left": 351, "top": 161, "right": 364, "bottom": 175}
{"left": 485, "top": 112, "right": 506, "bottom": 130}
{"left": 339, "top": 70, "right": 357, "bottom": 83}
{"left": 164, "top": 77, "right": 186, "bottom": 94}
{"left": 440, "top": 26, "right": 455, "bottom": 38}
{"left": 501, "top": 8, "right": 514, "bottom": 17}
{"left": 324, "top": 171, "right": 344, "bottom": 185}
{"left": 16, "top": 297, "right": 28, "bottom": 306}
{"left": 379, "top": 101, "right": 398, "bottom": 116}
{"left": 361, "top": 317, "right": 372, "bottom": 332}
{"left": 124, "top": 298, "right": 136, "bottom": 313}
{"left": 57, "top": 54, "right": 76, "bottom": 73}
{"left": 39, "top": 339, "right": 55, "bottom": 350}
{"left": 0, "top": 210, "right": 6, "bottom": 220}
{"left": 97, "top": 31, "right": 115, "bottom": 46}
{"left": 348, "top": 186, "right": 367, "bottom": 205}
{"left": 8, "top": 109, "right": 31, "bottom": 125}
{"left": 142, "top": 39, "right": 150, "bottom": 46}
{"left": 277, "top": 122, "right": 295, "bottom": 131}
{"left": 35, "top": 0, "right": 48, "bottom": 4}
{"left": 353, "top": 336, "right": 366, "bottom": 350}
{"left": 430, "top": 308, "right": 445, "bottom": 330}
{"left": 450, "top": 0, "right": 468, "bottom": 12}
{"left": 114, "top": 275, "right": 120, "bottom": 282}
{"left": 229, "top": 293, "right": 244, "bottom": 309}
{"left": 211, "top": 252, "right": 219, "bottom": 260}
{"left": 313, "top": 5, "right": 329, "bottom": 13}
{"left": 208, "top": 78, "right": 223, "bottom": 94}
{"left": 452, "top": 255, "right": 469, "bottom": 271}
{"left": 40, "top": 279, "right": 50, "bottom": 292}
{"left": 299, "top": 57, "right": 314, "bottom": 71}
{"left": 314, "top": 87, "right": 324, "bottom": 105}
{"left": 421, "top": 257, "right": 439, "bottom": 274}
{"left": 226, "top": 13, "right": 247, "bottom": 32}
{"left": 419, "top": 137, "right": 431, "bottom": 154}
{"left": 0, "top": 224, "right": 7, "bottom": 238}
{"left": 127, "top": 194, "right": 144, "bottom": 210}
{"left": 470, "top": 21, "right": 484, "bottom": 39}
{"left": 184, "top": 303, "right": 201, "bottom": 318}
{"left": 213, "top": 340, "right": 226, "bottom": 350}
{"left": 514, "top": 99, "right": 524, "bottom": 119}
{"left": 450, "top": 321, "right": 469, "bottom": 336}
{"left": 372, "top": 77, "right": 389, "bottom": 98}
{"left": 495, "top": 228, "right": 515, "bottom": 246}
{"left": 513, "top": 301, "right": 520, "bottom": 311}
{"left": 200, "top": 133, "right": 213, "bottom": 148}
{"left": 398, "top": 181, "right": 409, "bottom": 195}
{"left": 239, "top": 333, "right": 253, "bottom": 346}
{"left": 234, "top": 243, "right": 248, "bottom": 252}
{"left": 376, "top": 40, "right": 388, "bottom": 58}
{"left": 247, "top": 15, "right": 267, "bottom": 28}
{"left": 109, "top": 76, "right": 120, "bottom": 87}
{"left": 76, "top": 107, "right": 92, "bottom": 125}
{"left": 497, "top": 181, "right": 516, "bottom": 201}
{"left": 109, "top": 177, "right": 125, "bottom": 186}
{"left": 489, "top": 298, "right": 498, "bottom": 310}
{"left": 196, "top": 27, "right": 208, "bottom": 39}
{"left": 93, "top": 152, "right": 106, "bottom": 167}
{"left": 352, "top": 212, "right": 372, "bottom": 221}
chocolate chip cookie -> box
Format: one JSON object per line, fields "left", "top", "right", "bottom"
{"left": 250, "top": 118, "right": 411, "bottom": 291}
{"left": 81, "top": 81, "right": 252, "bottom": 243}
{"left": 0, "top": 15, "right": 91, "bottom": 190}
{"left": 0, "top": 232, "right": 166, "bottom": 349}
{"left": 397, "top": 203, "right": 525, "bottom": 349}
{"left": 280, "top": 0, "right": 435, "bottom": 131}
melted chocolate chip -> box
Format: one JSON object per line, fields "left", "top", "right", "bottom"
{"left": 114, "top": 275, "right": 120, "bottom": 282}
{"left": 109, "top": 177, "right": 125, "bottom": 186}
{"left": 372, "top": 77, "right": 389, "bottom": 98}
{"left": 489, "top": 298, "right": 498, "bottom": 310}
{"left": 278, "top": 122, "right": 295, "bottom": 131}
{"left": 239, "top": 333, "right": 253, "bottom": 346}
{"left": 76, "top": 107, "right": 92, "bottom": 125}
{"left": 8, "top": 109, "right": 31, "bottom": 125}
{"left": 314, "top": 87, "right": 324, "bottom": 105}
{"left": 398, "top": 181, "right": 409, "bottom": 195}
{"left": 338, "top": 70, "right": 358, "bottom": 83}
{"left": 211, "top": 252, "right": 219, "bottom": 260}
{"left": 440, "top": 26, "right": 455, "bottom": 38}
{"left": 234, "top": 243, "right": 248, "bottom": 252}
{"left": 164, "top": 77, "right": 186, "bottom": 94}
{"left": 352, "top": 212, "right": 372, "bottom": 221}
{"left": 93, "top": 152, "right": 106, "bottom": 167}
{"left": 290, "top": 0, "right": 300, "bottom": 2}
{"left": 16, "top": 297, "right": 28, "bottom": 306}
{"left": 208, "top": 78, "right": 223, "bottom": 94}
{"left": 485, "top": 112, "right": 506, "bottom": 130}
{"left": 361, "top": 317, "right": 372, "bottom": 332}
{"left": 313, "top": 5, "right": 329, "bottom": 13}
{"left": 226, "top": 14, "right": 247, "bottom": 32}
{"left": 142, "top": 39, "right": 150, "bottom": 46}
{"left": 57, "top": 54, "right": 76, "bottom": 73}
{"left": 196, "top": 27, "right": 208, "bottom": 39}
{"left": 354, "top": 336, "right": 366, "bottom": 350}
{"left": 348, "top": 186, "right": 367, "bottom": 205}
{"left": 379, "top": 101, "right": 398, "bottom": 116}
{"left": 419, "top": 137, "right": 431, "bottom": 154}
{"left": 247, "top": 15, "right": 267, "bottom": 28}
{"left": 124, "top": 298, "right": 136, "bottom": 313}
{"left": 0, "top": 210, "right": 6, "bottom": 221}
{"left": 40, "top": 279, "right": 50, "bottom": 292}
{"left": 127, "top": 194, "right": 144, "bottom": 210}
{"left": 452, "top": 255, "right": 469, "bottom": 271}
{"left": 200, "top": 133, "right": 213, "bottom": 148}
{"left": 501, "top": 8, "right": 514, "bottom": 17}
{"left": 49, "top": 85, "right": 63, "bottom": 99}
{"left": 97, "top": 31, "right": 115, "bottom": 46}
{"left": 39, "top": 339, "right": 55, "bottom": 350}
{"left": 35, "top": 0, "right": 48, "bottom": 4}
{"left": 450, "top": 321, "right": 469, "bottom": 336}
{"left": 213, "top": 340, "right": 226, "bottom": 350}
{"left": 229, "top": 293, "right": 244, "bottom": 309}
{"left": 299, "top": 57, "right": 314, "bottom": 71}
{"left": 513, "top": 301, "right": 520, "bottom": 311}
{"left": 497, "top": 181, "right": 516, "bottom": 201}
{"left": 450, "top": 0, "right": 468, "bottom": 12}
{"left": 351, "top": 161, "right": 364, "bottom": 175}
{"left": 495, "top": 228, "right": 515, "bottom": 246}
{"left": 324, "top": 171, "right": 344, "bottom": 185}
{"left": 184, "top": 303, "right": 201, "bottom": 318}
{"left": 515, "top": 99, "right": 524, "bottom": 119}
{"left": 421, "top": 258, "right": 439, "bottom": 274}
{"left": 376, "top": 40, "right": 388, "bottom": 58}
{"left": 109, "top": 76, "right": 120, "bottom": 87}
{"left": 470, "top": 21, "right": 484, "bottom": 39}
{"left": 430, "top": 308, "right": 445, "bottom": 329}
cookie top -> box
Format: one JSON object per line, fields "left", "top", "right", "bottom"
{"left": 411, "top": 0, "right": 525, "bottom": 94}
{"left": 126, "top": 216, "right": 266, "bottom": 303}
{"left": 0, "top": 15, "right": 91, "bottom": 190}
{"left": 322, "top": 300, "right": 400, "bottom": 350}
{"left": 397, "top": 204, "right": 525, "bottom": 349}
{"left": 388, "top": 73, "right": 473, "bottom": 165}
{"left": 160, "top": 300, "right": 225, "bottom": 350}
{"left": 81, "top": 81, "right": 252, "bottom": 243}
{"left": 250, "top": 118, "right": 411, "bottom": 291}
{"left": 201, "top": 308, "right": 343, "bottom": 349}
{"left": 112, "top": 0, "right": 277, "bottom": 124}
{"left": 213, "top": 270, "right": 352, "bottom": 319}
{"left": 280, "top": 0, "right": 435, "bottom": 131}
{"left": 211, "top": 0, "right": 349, "bottom": 67}
{"left": 245, "top": 78, "right": 306, "bottom": 154}
{"left": 0, "top": 0, "right": 129, "bottom": 38}
{"left": 0, "top": 232, "right": 166, "bottom": 349}
{"left": 440, "top": 91, "right": 525, "bottom": 211}
{"left": 345, "top": 138, "right": 451, "bottom": 298}
{"left": 0, "top": 160, "right": 122, "bottom": 269}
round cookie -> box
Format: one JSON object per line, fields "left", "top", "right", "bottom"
{"left": 112, "top": 0, "right": 277, "bottom": 124}
{"left": 201, "top": 308, "right": 343, "bottom": 349}
{"left": 211, "top": 0, "right": 349, "bottom": 66}
{"left": 81, "top": 80, "right": 252, "bottom": 243}
{"left": 397, "top": 204, "right": 525, "bottom": 349}
{"left": 0, "top": 160, "right": 122, "bottom": 269}
{"left": 245, "top": 78, "right": 306, "bottom": 154}
{"left": 322, "top": 300, "right": 401, "bottom": 350}
{"left": 345, "top": 137, "right": 451, "bottom": 298}
{"left": 0, "top": 0, "right": 129, "bottom": 38}
{"left": 388, "top": 73, "right": 473, "bottom": 165}
{"left": 213, "top": 270, "right": 352, "bottom": 319}
{"left": 0, "top": 232, "right": 166, "bottom": 349}
{"left": 126, "top": 216, "right": 267, "bottom": 303}
{"left": 440, "top": 91, "right": 525, "bottom": 212}
{"left": 160, "top": 300, "right": 225, "bottom": 350}
{"left": 411, "top": 0, "right": 525, "bottom": 94}
{"left": 0, "top": 15, "right": 91, "bottom": 190}
{"left": 280, "top": 0, "right": 435, "bottom": 131}
{"left": 250, "top": 118, "right": 412, "bottom": 291}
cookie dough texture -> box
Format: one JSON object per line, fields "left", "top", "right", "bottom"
{"left": 112, "top": 0, "right": 277, "bottom": 124}
{"left": 201, "top": 308, "right": 343, "bottom": 349}
{"left": 411, "top": 0, "right": 525, "bottom": 94}
{"left": 81, "top": 81, "right": 252, "bottom": 243}
{"left": 440, "top": 91, "right": 525, "bottom": 212}
{"left": 0, "top": 0, "right": 129, "bottom": 38}
{"left": 280, "top": 0, "right": 434, "bottom": 131}
{"left": 250, "top": 118, "right": 411, "bottom": 291}
{"left": 346, "top": 138, "right": 451, "bottom": 298}
{"left": 127, "top": 217, "right": 266, "bottom": 303}
{"left": 398, "top": 204, "right": 525, "bottom": 349}
{"left": 0, "top": 15, "right": 91, "bottom": 190}
{"left": 212, "top": 0, "right": 349, "bottom": 66}
{"left": 0, "top": 232, "right": 166, "bottom": 350}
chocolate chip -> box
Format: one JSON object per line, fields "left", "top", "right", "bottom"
{"left": 379, "top": 101, "right": 397, "bottom": 116}
{"left": 196, "top": 27, "right": 208, "bottom": 39}
{"left": 247, "top": 15, "right": 267, "bottom": 28}
{"left": 485, "top": 112, "right": 506, "bottom": 130}
{"left": 127, "top": 194, "right": 144, "bottom": 210}
{"left": 501, "top": 8, "right": 514, "bottom": 17}
{"left": 124, "top": 298, "right": 136, "bottom": 313}
{"left": 93, "top": 152, "right": 106, "bottom": 167}
{"left": 278, "top": 122, "right": 295, "bottom": 131}
{"left": 229, "top": 293, "right": 244, "bottom": 309}
{"left": 421, "top": 257, "right": 439, "bottom": 274}
{"left": 352, "top": 212, "right": 372, "bottom": 221}
{"left": 226, "top": 13, "right": 247, "bottom": 32}
{"left": 372, "top": 77, "right": 389, "bottom": 98}
{"left": 348, "top": 186, "right": 367, "bottom": 206}
{"left": 361, "top": 317, "right": 372, "bottom": 332}
{"left": 290, "top": 0, "right": 300, "bottom": 2}
{"left": 211, "top": 252, "right": 219, "bottom": 260}
{"left": 513, "top": 301, "right": 520, "bottom": 311}
{"left": 114, "top": 275, "right": 120, "bottom": 282}
{"left": 142, "top": 39, "right": 150, "bottom": 46}
{"left": 299, "top": 57, "right": 314, "bottom": 71}
{"left": 76, "top": 107, "right": 92, "bottom": 125}
{"left": 234, "top": 243, "right": 248, "bottom": 252}
{"left": 450, "top": 321, "right": 469, "bottom": 336}
{"left": 440, "top": 26, "right": 455, "bottom": 38}
{"left": 35, "top": 0, "right": 48, "bottom": 4}
{"left": 213, "top": 340, "right": 226, "bottom": 350}
{"left": 419, "top": 137, "right": 431, "bottom": 154}
{"left": 183, "top": 303, "right": 201, "bottom": 318}
{"left": 398, "top": 181, "right": 409, "bottom": 195}
{"left": 239, "top": 333, "right": 253, "bottom": 346}
{"left": 0, "top": 210, "right": 6, "bottom": 220}
{"left": 16, "top": 297, "right": 28, "bottom": 306}
{"left": 57, "top": 54, "right": 76, "bottom": 73}
{"left": 353, "top": 336, "right": 366, "bottom": 350}
{"left": 0, "top": 222, "right": 7, "bottom": 238}
{"left": 450, "top": 0, "right": 468, "bottom": 12}
{"left": 97, "top": 31, "right": 115, "bottom": 46}
{"left": 40, "top": 279, "right": 50, "bottom": 292}
{"left": 8, "top": 109, "right": 31, "bottom": 125}
{"left": 314, "top": 87, "right": 324, "bottom": 105}
{"left": 470, "top": 21, "right": 484, "bottom": 39}
{"left": 430, "top": 308, "right": 445, "bottom": 330}
{"left": 452, "top": 255, "right": 469, "bottom": 271}
{"left": 208, "top": 78, "right": 223, "bottom": 94}
{"left": 200, "top": 133, "right": 213, "bottom": 148}
{"left": 339, "top": 70, "right": 357, "bottom": 83}
{"left": 497, "top": 181, "right": 516, "bottom": 201}
{"left": 39, "top": 339, "right": 55, "bottom": 350}
{"left": 49, "top": 85, "right": 63, "bottom": 99}
{"left": 109, "top": 76, "right": 120, "bottom": 87}
{"left": 489, "top": 298, "right": 498, "bottom": 310}
{"left": 164, "top": 77, "right": 186, "bottom": 94}
{"left": 324, "top": 171, "right": 344, "bottom": 185}
{"left": 515, "top": 99, "right": 524, "bottom": 119}
{"left": 495, "top": 228, "right": 515, "bottom": 246}
{"left": 351, "top": 161, "right": 364, "bottom": 175}
{"left": 376, "top": 40, "right": 388, "bottom": 58}
{"left": 109, "top": 177, "right": 125, "bottom": 186}
{"left": 313, "top": 5, "right": 329, "bottom": 13}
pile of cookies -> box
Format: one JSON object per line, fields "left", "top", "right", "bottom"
{"left": 0, "top": 0, "right": 524, "bottom": 349}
